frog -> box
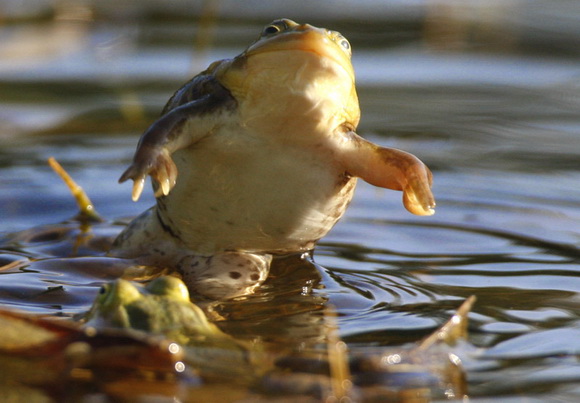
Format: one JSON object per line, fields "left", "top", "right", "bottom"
{"left": 83, "top": 276, "right": 225, "bottom": 345}
{"left": 109, "top": 19, "right": 435, "bottom": 300}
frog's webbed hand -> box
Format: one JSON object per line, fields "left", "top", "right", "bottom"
{"left": 119, "top": 146, "right": 176, "bottom": 203}
{"left": 338, "top": 131, "right": 435, "bottom": 216}
{"left": 119, "top": 104, "right": 188, "bottom": 202}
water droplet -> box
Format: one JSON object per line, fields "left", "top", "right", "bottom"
{"left": 168, "top": 342, "right": 180, "bottom": 354}
{"left": 174, "top": 361, "right": 185, "bottom": 373}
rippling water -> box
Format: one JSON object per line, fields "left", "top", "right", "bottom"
{"left": 1, "top": 1, "right": 580, "bottom": 401}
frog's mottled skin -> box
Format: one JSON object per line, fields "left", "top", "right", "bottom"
{"left": 84, "top": 276, "right": 225, "bottom": 344}
{"left": 110, "top": 19, "right": 435, "bottom": 299}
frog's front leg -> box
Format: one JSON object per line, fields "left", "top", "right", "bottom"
{"left": 337, "top": 130, "right": 435, "bottom": 216}
{"left": 119, "top": 96, "right": 229, "bottom": 202}
{"left": 177, "top": 252, "right": 272, "bottom": 300}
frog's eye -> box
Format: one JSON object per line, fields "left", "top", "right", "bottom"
{"left": 261, "top": 20, "right": 290, "bottom": 37}
{"left": 338, "top": 36, "right": 352, "bottom": 56}
{"left": 263, "top": 24, "right": 281, "bottom": 36}
{"left": 327, "top": 30, "right": 352, "bottom": 57}
{"left": 99, "top": 285, "right": 108, "bottom": 295}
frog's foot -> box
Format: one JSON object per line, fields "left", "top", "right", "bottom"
{"left": 177, "top": 252, "right": 272, "bottom": 300}
{"left": 392, "top": 150, "right": 435, "bottom": 216}
{"left": 119, "top": 147, "right": 178, "bottom": 202}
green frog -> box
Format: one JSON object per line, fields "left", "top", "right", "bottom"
{"left": 82, "top": 276, "right": 265, "bottom": 382}
{"left": 110, "top": 19, "right": 435, "bottom": 299}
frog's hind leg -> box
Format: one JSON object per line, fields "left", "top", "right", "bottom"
{"left": 177, "top": 252, "right": 272, "bottom": 300}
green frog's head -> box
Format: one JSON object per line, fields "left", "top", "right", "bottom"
{"left": 84, "top": 278, "right": 143, "bottom": 329}
{"left": 84, "top": 276, "right": 216, "bottom": 339}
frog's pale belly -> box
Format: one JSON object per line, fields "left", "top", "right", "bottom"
{"left": 158, "top": 127, "right": 357, "bottom": 255}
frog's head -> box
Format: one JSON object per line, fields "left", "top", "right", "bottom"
{"left": 84, "top": 279, "right": 141, "bottom": 328}
{"left": 215, "top": 19, "right": 360, "bottom": 132}
{"left": 244, "top": 19, "right": 353, "bottom": 75}
{"left": 84, "top": 276, "right": 191, "bottom": 330}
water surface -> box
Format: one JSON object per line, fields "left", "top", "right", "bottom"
{"left": 1, "top": 1, "right": 580, "bottom": 401}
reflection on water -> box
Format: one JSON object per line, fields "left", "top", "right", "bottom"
{"left": 1, "top": 0, "right": 580, "bottom": 400}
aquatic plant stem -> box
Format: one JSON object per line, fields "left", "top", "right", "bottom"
{"left": 48, "top": 157, "right": 102, "bottom": 222}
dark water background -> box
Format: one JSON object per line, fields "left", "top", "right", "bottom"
{"left": 1, "top": 1, "right": 580, "bottom": 401}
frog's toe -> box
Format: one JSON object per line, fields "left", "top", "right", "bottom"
{"left": 177, "top": 252, "right": 272, "bottom": 300}
{"left": 403, "top": 184, "right": 435, "bottom": 216}
{"left": 118, "top": 164, "right": 147, "bottom": 202}
{"left": 152, "top": 151, "right": 178, "bottom": 198}
{"left": 119, "top": 148, "right": 177, "bottom": 201}
{"left": 402, "top": 164, "right": 435, "bottom": 216}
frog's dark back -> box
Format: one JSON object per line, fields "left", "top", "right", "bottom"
{"left": 162, "top": 62, "right": 237, "bottom": 116}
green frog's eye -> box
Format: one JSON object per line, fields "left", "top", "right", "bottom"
{"left": 99, "top": 285, "right": 107, "bottom": 295}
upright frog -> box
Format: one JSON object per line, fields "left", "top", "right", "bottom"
{"left": 110, "top": 19, "right": 435, "bottom": 299}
